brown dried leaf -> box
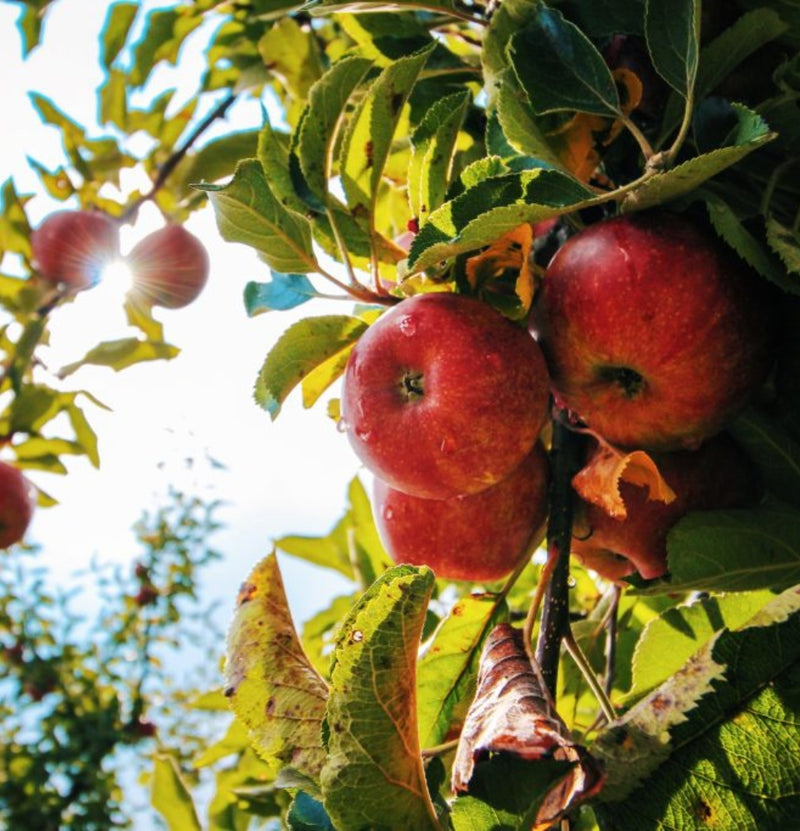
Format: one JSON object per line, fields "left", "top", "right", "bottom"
{"left": 572, "top": 441, "right": 677, "bottom": 519}
{"left": 452, "top": 623, "right": 604, "bottom": 828}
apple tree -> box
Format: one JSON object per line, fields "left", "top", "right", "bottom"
{"left": 5, "top": 0, "right": 800, "bottom": 828}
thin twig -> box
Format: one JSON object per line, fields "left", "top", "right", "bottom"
{"left": 563, "top": 628, "right": 617, "bottom": 726}
{"left": 120, "top": 92, "right": 238, "bottom": 223}
{"left": 535, "top": 415, "right": 584, "bottom": 699}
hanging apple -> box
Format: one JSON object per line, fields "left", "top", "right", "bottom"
{"left": 341, "top": 292, "right": 551, "bottom": 500}
{"left": 531, "top": 210, "right": 775, "bottom": 451}
{"left": 31, "top": 209, "right": 120, "bottom": 292}
{"left": 571, "top": 433, "right": 761, "bottom": 582}
{"left": 0, "top": 462, "right": 35, "bottom": 549}
{"left": 373, "top": 442, "right": 549, "bottom": 582}
{"left": 127, "top": 224, "right": 209, "bottom": 309}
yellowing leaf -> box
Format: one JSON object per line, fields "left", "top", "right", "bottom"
{"left": 224, "top": 552, "right": 328, "bottom": 782}
{"left": 572, "top": 441, "right": 676, "bottom": 519}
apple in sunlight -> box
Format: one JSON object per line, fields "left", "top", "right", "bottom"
{"left": 0, "top": 462, "right": 35, "bottom": 549}
{"left": 571, "top": 433, "right": 761, "bottom": 582}
{"left": 531, "top": 210, "right": 775, "bottom": 451}
{"left": 127, "top": 224, "right": 209, "bottom": 309}
{"left": 342, "top": 292, "right": 551, "bottom": 499}
{"left": 373, "top": 443, "right": 549, "bottom": 582}
{"left": 31, "top": 209, "right": 120, "bottom": 292}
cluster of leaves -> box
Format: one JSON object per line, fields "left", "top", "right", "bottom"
{"left": 6, "top": 0, "right": 800, "bottom": 828}
{"left": 0, "top": 484, "right": 229, "bottom": 830}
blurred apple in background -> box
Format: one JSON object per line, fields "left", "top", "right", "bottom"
{"left": 31, "top": 209, "right": 120, "bottom": 292}
{"left": 0, "top": 462, "right": 35, "bottom": 549}
{"left": 127, "top": 224, "right": 209, "bottom": 309}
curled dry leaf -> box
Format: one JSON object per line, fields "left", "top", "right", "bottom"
{"left": 452, "top": 623, "right": 604, "bottom": 829}
{"left": 572, "top": 438, "right": 676, "bottom": 519}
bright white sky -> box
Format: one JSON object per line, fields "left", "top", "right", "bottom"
{"left": 1, "top": 0, "right": 358, "bottom": 627}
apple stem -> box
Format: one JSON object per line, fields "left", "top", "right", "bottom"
{"left": 534, "top": 414, "right": 585, "bottom": 699}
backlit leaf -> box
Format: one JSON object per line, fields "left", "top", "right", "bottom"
{"left": 101, "top": 2, "right": 139, "bottom": 68}
{"left": 417, "top": 593, "right": 508, "bottom": 749}
{"left": 320, "top": 565, "right": 440, "bottom": 830}
{"left": 151, "top": 754, "right": 202, "bottom": 831}
{"left": 258, "top": 18, "right": 324, "bottom": 100}
{"left": 204, "top": 158, "right": 317, "bottom": 275}
{"left": 225, "top": 552, "right": 329, "bottom": 782}
{"left": 253, "top": 314, "right": 367, "bottom": 419}
{"left": 56, "top": 338, "right": 180, "bottom": 378}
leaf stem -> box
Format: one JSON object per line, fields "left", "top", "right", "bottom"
{"left": 563, "top": 629, "right": 617, "bottom": 726}
{"left": 660, "top": 88, "right": 695, "bottom": 170}
{"left": 619, "top": 114, "right": 654, "bottom": 162}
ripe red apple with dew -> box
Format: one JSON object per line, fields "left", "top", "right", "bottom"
{"left": 0, "top": 462, "right": 35, "bottom": 549}
{"left": 341, "top": 292, "right": 551, "bottom": 500}
{"left": 571, "top": 433, "right": 761, "bottom": 582}
{"left": 531, "top": 210, "right": 775, "bottom": 451}
{"left": 127, "top": 224, "right": 209, "bottom": 309}
{"left": 31, "top": 209, "right": 120, "bottom": 292}
{"left": 373, "top": 442, "right": 549, "bottom": 582}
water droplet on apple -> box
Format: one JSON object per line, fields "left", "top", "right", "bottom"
{"left": 485, "top": 352, "right": 502, "bottom": 369}
{"left": 439, "top": 435, "right": 458, "bottom": 454}
{"left": 398, "top": 315, "right": 416, "bottom": 336}
{"left": 336, "top": 418, "right": 348, "bottom": 434}
{"left": 356, "top": 427, "right": 372, "bottom": 442}
{"left": 383, "top": 507, "right": 394, "bottom": 521}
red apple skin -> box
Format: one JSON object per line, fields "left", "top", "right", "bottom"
{"left": 0, "top": 462, "right": 35, "bottom": 549}
{"left": 342, "top": 292, "right": 551, "bottom": 500}
{"left": 31, "top": 210, "right": 120, "bottom": 291}
{"left": 128, "top": 224, "right": 209, "bottom": 309}
{"left": 571, "top": 433, "right": 761, "bottom": 582}
{"left": 531, "top": 211, "right": 775, "bottom": 451}
{"left": 373, "top": 443, "right": 549, "bottom": 582}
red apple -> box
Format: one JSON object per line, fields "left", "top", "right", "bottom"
{"left": 31, "top": 209, "right": 120, "bottom": 291}
{"left": 531, "top": 211, "right": 775, "bottom": 451}
{"left": 127, "top": 224, "right": 209, "bottom": 309}
{"left": 0, "top": 462, "right": 35, "bottom": 549}
{"left": 373, "top": 443, "right": 549, "bottom": 582}
{"left": 571, "top": 433, "right": 761, "bottom": 582}
{"left": 342, "top": 292, "right": 550, "bottom": 499}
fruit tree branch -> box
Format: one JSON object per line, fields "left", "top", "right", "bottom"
{"left": 535, "top": 414, "right": 584, "bottom": 698}
{"left": 121, "top": 92, "right": 237, "bottom": 224}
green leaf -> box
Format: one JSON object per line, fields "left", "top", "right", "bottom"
{"left": 320, "top": 565, "right": 441, "bottom": 831}
{"left": 244, "top": 273, "right": 320, "bottom": 315}
{"left": 277, "top": 476, "right": 389, "bottom": 586}
{"left": 509, "top": 6, "right": 621, "bottom": 117}
{"left": 624, "top": 589, "right": 778, "bottom": 704}
{"left": 253, "top": 314, "right": 367, "bottom": 419}
{"left": 409, "top": 169, "right": 594, "bottom": 272}
{"left": 101, "top": 2, "right": 139, "bottom": 68}
{"left": 56, "top": 338, "right": 180, "bottom": 379}
{"left": 339, "top": 44, "right": 435, "bottom": 216}
{"left": 408, "top": 90, "right": 470, "bottom": 223}
{"left": 98, "top": 68, "right": 128, "bottom": 129}
{"left": 180, "top": 129, "right": 260, "bottom": 190}
{"left": 129, "top": 7, "right": 203, "bottom": 88}
{"left": 288, "top": 791, "right": 335, "bottom": 831}
{"left": 660, "top": 7, "right": 788, "bottom": 140}
{"left": 663, "top": 498, "right": 800, "bottom": 594}
{"left": 258, "top": 17, "right": 324, "bottom": 100}
{"left": 417, "top": 593, "right": 508, "bottom": 749}
{"left": 729, "top": 409, "right": 800, "bottom": 508}
{"left": 703, "top": 193, "right": 797, "bottom": 293}
{"left": 767, "top": 214, "right": 800, "bottom": 276}
{"left": 296, "top": 56, "right": 374, "bottom": 205}
{"left": 225, "top": 552, "right": 329, "bottom": 782}
{"left": 0, "top": 179, "right": 33, "bottom": 261}
{"left": 204, "top": 158, "right": 318, "bottom": 275}
{"left": 644, "top": 0, "right": 700, "bottom": 98}
{"left": 151, "top": 754, "right": 202, "bottom": 831}
{"left": 622, "top": 105, "right": 776, "bottom": 212}
{"left": 594, "top": 587, "right": 800, "bottom": 819}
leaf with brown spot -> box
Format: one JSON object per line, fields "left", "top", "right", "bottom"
{"left": 572, "top": 440, "right": 676, "bottom": 519}
{"left": 452, "top": 623, "right": 604, "bottom": 829}
{"left": 224, "top": 551, "right": 328, "bottom": 784}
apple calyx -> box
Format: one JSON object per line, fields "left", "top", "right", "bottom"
{"left": 399, "top": 370, "right": 424, "bottom": 401}
{"left": 596, "top": 365, "right": 646, "bottom": 399}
